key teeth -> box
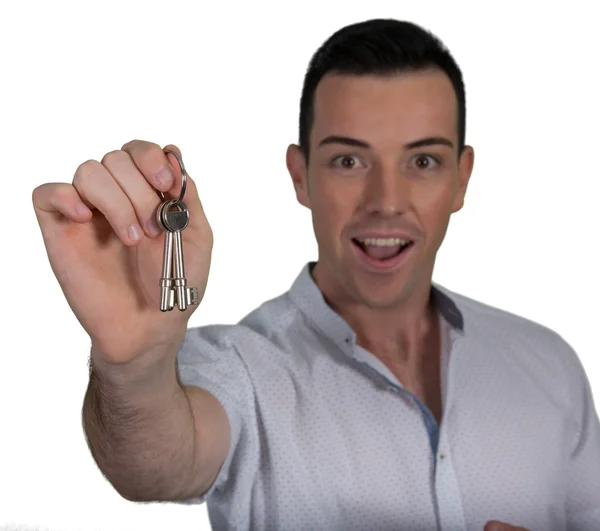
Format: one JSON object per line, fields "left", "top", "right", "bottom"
{"left": 187, "top": 287, "right": 200, "bottom": 306}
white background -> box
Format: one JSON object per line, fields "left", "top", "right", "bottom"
{"left": 1, "top": 1, "right": 599, "bottom": 530}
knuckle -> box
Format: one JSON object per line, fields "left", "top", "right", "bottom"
{"left": 73, "top": 159, "right": 100, "bottom": 185}
{"left": 121, "top": 139, "right": 160, "bottom": 155}
{"left": 54, "top": 183, "right": 76, "bottom": 202}
{"left": 31, "top": 183, "right": 43, "bottom": 201}
{"left": 121, "top": 139, "right": 142, "bottom": 150}
{"left": 146, "top": 144, "right": 166, "bottom": 164}
{"left": 31, "top": 184, "right": 43, "bottom": 206}
{"left": 101, "top": 149, "right": 127, "bottom": 166}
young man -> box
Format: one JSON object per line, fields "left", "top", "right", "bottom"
{"left": 32, "top": 18, "right": 599, "bottom": 531}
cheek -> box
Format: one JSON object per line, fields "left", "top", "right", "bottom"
{"left": 420, "top": 193, "right": 454, "bottom": 238}
{"left": 311, "top": 182, "right": 354, "bottom": 240}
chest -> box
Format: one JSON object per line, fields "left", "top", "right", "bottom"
{"left": 378, "top": 321, "right": 445, "bottom": 425}
{"left": 246, "top": 345, "right": 570, "bottom": 531}
{"left": 388, "top": 361, "right": 443, "bottom": 425}
{"left": 252, "top": 370, "right": 441, "bottom": 530}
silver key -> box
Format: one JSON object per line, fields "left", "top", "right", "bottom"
{"left": 159, "top": 230, "right": 175, "bottom": 311}
{"left": 157, "top": 200, "right": 176, "bottom": 311}
{"left": 157, "top": 199, "right": 186, "bottom": 311}
{"left": 153, "top": 148, "right": 198, "bottom": 312}
{"left": 161, "top": 200, "right": 199, "bottom": 311}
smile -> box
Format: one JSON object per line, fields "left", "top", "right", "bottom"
{"left": 351, "top": 238, "right": 415, "bottom": 273}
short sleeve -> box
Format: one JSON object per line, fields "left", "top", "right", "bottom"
{"left": 173, "top": 324, "right": 258, "bottom": 505}
{"left": 561, "top": 337, "right": 600, "bottom": 530}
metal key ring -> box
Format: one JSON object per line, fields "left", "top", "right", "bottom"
{"left": 155, "top": 148, "right": 187, "bottom": 204}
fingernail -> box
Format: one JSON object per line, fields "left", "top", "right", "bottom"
{"left": 76, "top": 202, "right": 90, "bottom": 215}
{"left": 155, "top": 167, "right": 173, "bottom": 187}
{"left": 146, "top": 217, "right": 162, "bottom": 237}
{"left": 128, "top": 223, "right": 142, "bottom": 241}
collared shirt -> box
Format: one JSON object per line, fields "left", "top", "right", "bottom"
{"left": 176, "top": 262, "right": 600, "bottom": 531}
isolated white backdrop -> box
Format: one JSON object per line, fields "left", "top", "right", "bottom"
{"left": 1, "top": 1, "right": 598, "bottom": 530}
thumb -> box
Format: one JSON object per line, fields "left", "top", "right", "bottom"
{"left": 162, "top": 145, "right": 210, "bottom": 234}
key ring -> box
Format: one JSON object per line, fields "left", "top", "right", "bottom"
{"left": 155, "top": 148, "right": 187, "bottom": 205}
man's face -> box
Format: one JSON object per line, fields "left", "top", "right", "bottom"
{"left": 287, "top": 69, "right": 474, "bottom": 310}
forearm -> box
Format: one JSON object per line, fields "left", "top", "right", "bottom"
{"left": 82, "top": 343, "right": 197, "bottom": 501}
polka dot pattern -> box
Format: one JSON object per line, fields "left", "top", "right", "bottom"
{"left": 174, "top": 262, "right": 600, "bottom": 531}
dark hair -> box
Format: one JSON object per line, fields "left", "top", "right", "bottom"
{"left": 298, "top": 19, "right": 466, "bottom": 164}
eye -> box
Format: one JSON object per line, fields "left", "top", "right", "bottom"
{"left": 413, "top": 154, "right": 441, "bottom": 169}
{"left": 331, "top": 155, "right": 363, "bottom": 169}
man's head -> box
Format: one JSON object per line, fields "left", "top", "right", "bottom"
{"left": 286, "top": 19, "right": 475, "bottom": 313}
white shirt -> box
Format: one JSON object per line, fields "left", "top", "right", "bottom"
{"left": 175, "top": 262, "right": 600, "bottom": 530}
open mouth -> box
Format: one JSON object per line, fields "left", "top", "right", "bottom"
{"left": 352, "top": 237, "right": 414, "bottom": 262}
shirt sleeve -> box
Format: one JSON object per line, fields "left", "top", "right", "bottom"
{"left": 562, "top": 337, "right": 600, "bottom": 530}
{"left": 172, "top": 324, "right": 258, "bottom": 505}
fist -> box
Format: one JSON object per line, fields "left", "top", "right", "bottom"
{"left": 32, "top": 140, "right": 213, "bottom": 364}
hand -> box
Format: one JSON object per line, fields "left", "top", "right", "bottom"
{"left": 484, "top": 520, "right": 529, "bottom": 531}
{"left": 32, "top": 140, "right": 213, "bottom": 364}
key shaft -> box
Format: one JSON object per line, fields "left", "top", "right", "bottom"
{"left": 172, "top": 230, "right": 188, "bottom": 311}
{"left": 159, "top": 229, "right": 175, "bottom": 311}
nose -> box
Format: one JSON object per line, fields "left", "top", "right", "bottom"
{"left": 361, "top": 162, "right": 411, "bottom": 216}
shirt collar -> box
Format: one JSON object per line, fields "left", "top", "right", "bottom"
{"left": 288, "top": 261, "right": 465, "bottom": 349}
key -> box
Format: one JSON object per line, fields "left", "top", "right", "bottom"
{"left": 161, "top": 200, "right": 199, "bottom": 311}
{"left": 157, "top": 200, "right": 175, "bottom": 311}
{"left": 159, "top": 230, "right": 175, "bottom": 311}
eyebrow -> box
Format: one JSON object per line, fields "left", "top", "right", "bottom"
{"left": 317, "top": 135, "right": 454, "bottom": 150}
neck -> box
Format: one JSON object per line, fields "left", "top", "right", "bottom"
{"left": 311, "top": 262, "right": 438, "bottom": 366}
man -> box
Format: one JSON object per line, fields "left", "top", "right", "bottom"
{"left": 32, "top": 18, "right": 599, "bottom": 531}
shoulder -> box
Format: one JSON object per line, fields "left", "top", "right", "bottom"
{"left": 436, "top": 282, "right": 571, "bottom": 349}
{"left": 176, "top": 293, "right": 304, "bottom": 420}
{"left": 435, "top": 282, "right": 586, "bottom": 384}
{"left": 179, "top": 290, "right": 302, "bottom": 360}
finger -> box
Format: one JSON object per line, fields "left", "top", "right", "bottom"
{"left": 120, "top": 140, "right": 209, "bottom": 237}
{"left": 100, "top": 150, "right": 163, "bottom": 238}
{"left": 162, "top": 147, "right": 210, "bottom": 233}
{"left": 32, "top": 182, "right": 93, "bottom": 222}
{"left": 72, "top": 159, "right": 145, "bottom": 246}
{"left": 121, "top": 139, "right": 176, "bottom": 194}
{"left": 162, "top": 143, "right": 184, "bottom": 200}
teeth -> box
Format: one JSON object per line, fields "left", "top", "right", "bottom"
{"left": 356, "top": 237, "right": 410, "bottom": 247}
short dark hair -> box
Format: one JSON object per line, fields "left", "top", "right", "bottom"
{"left": 298, "top": 19, "right": 466, "bottom": 164}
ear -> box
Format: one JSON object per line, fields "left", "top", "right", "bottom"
{"left": 451, "top": 145, "right": 475, "bottom": 213}
{"left": 286, "top": 144, "right": 311, "bottom": 209}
